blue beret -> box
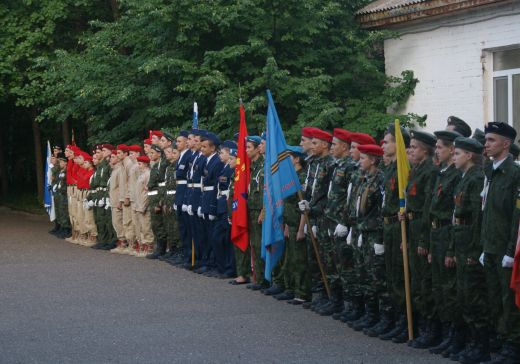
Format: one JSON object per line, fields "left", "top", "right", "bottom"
{"left": 246, "top": 136, "right": 262, "bottom": 146}
{"left": 287, "top": 145, "right": 306, "bottom": 159}
{"left": 179, "top": 130, "right": 189, "bottom": 138}
{"left": 202, "top": 131, "right": 221, "bottom": 146}
{"left": 221, "top": 140, "right": 237, "bottom": 150}
{"left": 191, "top": 128, "right": 207, "bottom": 137}
{"left": 229, "top": 148, "right": 238, "bottom": 157}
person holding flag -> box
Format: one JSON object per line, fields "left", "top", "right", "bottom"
{"left": 261, "top": 90, "right": 303, "bottom": 289}
{"left": 230, "top": 104, "right": 251, "bottom": 285}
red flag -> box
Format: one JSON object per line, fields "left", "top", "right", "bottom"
{"left": 231, "top": 104, "right": 250, "bottom": 252}
{"left": 511, "top": 222, "right": 520, "bottom": 308}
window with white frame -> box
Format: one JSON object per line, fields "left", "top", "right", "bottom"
{"left": 493, "top": 48, "right": 520, "bottom": 135}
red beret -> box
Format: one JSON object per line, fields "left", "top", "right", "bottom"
{"left": 350, "top": 132, "right": 376, "bottom": 146}
{"left": 101, "top": 144, "right": 115, "bottom": 151}
{"left": 312, "top": 129, "right": 333, "bottom": 143}
{"left": 70, "top": 146, "right": 81, "bottom": 154}
{"left": 143, "top": 138, "right": 152, "bottom": 145}
{"left": 150, "top": 130, "right": 163, "bottom": 138}
{"left": 127, "top": 145, "right": 143, "bottom": 153}
{"left": 83, "top": 153, "right": 93, "bottom": 162}
{"left": 358, "top": 144, "right": 384, "bottom": 157}
{"left": 302, "top": 127, "right": 320, "bottom": 139}
{"left": 111, "top": 150, "right": 118, "bottom": 155}
{"left": 333, "top": 128, "right": 352, "bottom": 143}
{"left": 116, "top": 144, "right": 128, "bottom": 152}
{"left": 137, "top": 156, "right": 150, "bottom": 164}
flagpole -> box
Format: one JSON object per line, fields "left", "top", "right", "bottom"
{"left": 401, "top": 218, "right": 413, "bottom": 340}
{"left": 297, "top": 190, "right": 331, "bottom": 299}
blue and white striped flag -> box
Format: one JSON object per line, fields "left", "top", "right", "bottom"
{"left": 192, "top": 102, "right": 198, "bottom": 129}
{"left": 44, "top": 140, "right": 56, "bottom": 221}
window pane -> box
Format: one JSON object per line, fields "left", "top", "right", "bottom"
{"left": 493, "top": 48, "right": 520, "bottom": 71}
{"left": 494, "top": 76, "right": 508, "bottom": 122}
{"left": 514, "top": 74, "right": 520, "bottom": 136}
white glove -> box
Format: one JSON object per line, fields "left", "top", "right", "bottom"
{"left": 334, "top": 224, "right": 349, "bottom": 238}
{"left": 173, "top": 204, "right": 177, "bottom": 211}
{"left": 105, "top": 198, "right": 111, "bottom": 208}
{"left": 502, "top": 255, "right": 514, "bottom": 268}
{"left": 87, "top": 200, "right": 95, "bottom": 208}
{"left": 181, "top": 204, "right": 188, "bottom": 212}
{"left": 346, "top": 229, "right": 352, "bottom": 245}
{"left": 374, "top": 243, "right": 385, "bottom": 255}
{"left": 209, "top": 215, "right": 216, "bottom": 221}
{"left": 52, "top": 185, "right": 58, "bottom": 193}
{"left": 197, "top": 206, "right": 203, "bottom": 218}
{"left": 98, "top": 198, "right": 105, "bottom": 207}
{"left": 187, "top": 205, "right": 194, "bottom": 216}
{"left": 479, "top": 252, "right": 485, "bottom": 266}
{"left": 83, "top": 199, "right": 88, "bottom": 210}
{"left": 311, "top": 225, "right": 318, "bottom": 236}
{"left": 357, "top": 234, "right": 363, "bottom": 247}
{"left": 298, "top": 200, "right": 310, "bottom": 212}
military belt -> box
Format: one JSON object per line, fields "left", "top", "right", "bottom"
{"left": 407, "top": 211, "right": 422, "bottom": 220}
{"left": 188, "top": 183, "right": 201, "bottom": 188}
{"left": 158, "top": 182, "right": 166, "bottom": 187}
{"left": 454, "top": 217, "right": 471, "bottom": 226}
{"left": 96, "top": 187, "right": 108, "bottom": 191}
{"left": 203, "top": 186, "right": 214, "bottom": 191}
{"left": 431, "top": 218, "right": 451, "bottom": 229}
{"left": 147, "top": 190, "right": 158, "bottom": 196}
{"left": 166, "top": 190, "right": 176, "bottom": 195}
{"left": 219, "top": 190, "right": 230, "bottom": 197}
{"left": 383, "top": 216, "right": 399, "bottom": 224}
{"left": 176, "top": 180, "right": 187, "bottom": 185}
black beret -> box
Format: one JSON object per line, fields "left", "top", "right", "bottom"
{"left": 179, "top": 130, "right": 189, "bottom": 138}
{"left": 221, "top": 140, "right": 237, "bottom": 149}
{"left": 386, "top": 124, "right": 410, "bottom": 148}
{"left": 472, "top": 128, "right": 486, "bottom": 145}
{"left": 454, "top": 136, "right": 483, "bottom": 154}
{"left": 151, "top": 144, "right": 162, "bottom": 153}
{"left": 510, "top": 143, "right": 520, "bottom": 159}
{"left": 447, "top": 116, "right": 472, "bottom": 137}
{"left": 410, "top": 130, "right": 437, "bottom": 147}
{"left": 434, "top": 130, "right": 462, "bottom": 143}
{"left": 162, "top": 131, "right": 175, "bottom": 142}
{"left": 201, "top": 131, "right": 221, "bottom": 147}
{"left": 485, "top": 122, "right": 517, "bottom": 141}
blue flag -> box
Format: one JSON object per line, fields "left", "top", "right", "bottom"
{"left": 192, "top": 102, "right": 198, "bottom": 129}
{"left": 43, "top": 141, "right": 55, "bottom": 221}
{"left": 261, "top": 90, "right": 302, "bottom": 282}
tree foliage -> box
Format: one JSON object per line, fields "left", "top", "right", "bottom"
{"left": 34, "top": 0, "right": 422, "bottom": 145}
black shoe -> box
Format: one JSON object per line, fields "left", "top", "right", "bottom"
{"left": 287, "top": 298, "right": 309, "bottom": 305}
{"left": 247, "top": 283, "right": 264, "bottom": 291}
{"left": 263, "top": 284, "right": 285, "bottom": 296}
{"left": 310, "top": 297, "right": 329, "bottom": 312}
{"left": 352, "top": 314, "right": 379, "bottom": 332}
{"left": 475, "top": 341, "right": 514, "bottom": 364}
{"left": 411, "top": 320, "right": 442, "bottom": 349}
{"left": 100, "top": 242, "right": 116, "bottom": 250}
{"left": 365, "top": 316, "right": 394, "bottom": 337}
{"left": 91, "top": 242, "right": 105, "bottom": 250}
{"left": 318, "top": 301, "right": 344, "bottom": 316}
{"left": 429, "top": 324, "right": 454, "bottom": 354}
{"left": 440, "top": 327, "right": 465, "bottom": 358}
{"left": 274, "top": 291, "right": 294, "bottom": 301}
{"left": 392, "top": 328, "right": 409, "bottom": 344}
{"left": 380, "top": 315, "right": 406, "bottom": 341}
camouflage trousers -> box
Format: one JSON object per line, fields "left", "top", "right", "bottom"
{"left": 430, "top": 225, "right": 459, "bottom": 325}
{"left": 453, "top": 224, "right": 489, "bottom": 332}
{"left": 383, "top": 219, "right": 405, "bottom": 314}
{"left": 319, "top": 218, "right": 342, "bottom": 299}
{"left": 277, "top": 226, "right": 311, "bottom": 299}
{"left": 164, "top": 207, "right": 180, "bottom": 251}
{"left": 358, "top": 229, "right": 392, "bottom": 315}
{"left": 249, "top": 210, "right": 265, "bottom": 285}
{"left": 55, "top": 192, "right": 71, "bottom": 229}
{"left": 408, "top": 218, "right": 433, "bottom": 319}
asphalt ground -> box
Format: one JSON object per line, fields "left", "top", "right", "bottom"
{"left": 0, "top": 207, "right": 451, "bottom": 363}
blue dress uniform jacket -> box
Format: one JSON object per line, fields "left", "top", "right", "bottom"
{"left": 175, "top": 149, "right": 192, "bottom": 208}
{"left": 216, "top": 164, "right": 233, "bottom": 216}
{"left": 201, "top": 153, "right": 224, "bottom": 216}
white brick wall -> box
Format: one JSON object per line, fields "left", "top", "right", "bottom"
{"left": 384, "top": 2, "right": 520, "bottom": 132}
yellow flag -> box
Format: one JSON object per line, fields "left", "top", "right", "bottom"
{"left": 395, "top": 119, "right": 410, "bottom": 213}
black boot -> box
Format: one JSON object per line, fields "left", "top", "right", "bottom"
{"left": 380, "top": 314, "right": 406, "bottom": 341}
{"left": 318, "top": 296, "right": 344, "bottom": 316}
{"left": 458, "top": 329, "right": 490, "bottom": 364}
{"left": 49, "top": 221, "right": 60, "bottom": 234}
{"left": 352, "top": 309, "right": 379, "bottom": 332}
{"left": 440, "top": 325, "right": 465, "bottom": 358}
{"left": 146, "top": 239, "right": 166, "bottom": 259}
{"left": 263, "top": 284, "right": 285, "bottom": 296}
{"left": 365, "top": 313, "right": 395, "bottom": 337}
{"left": 429, "top": 323, "right": 454, "bottom": 354}
{"left": 450, "top": 329, "right": 476, "bottom": 362}
{"left": 341, "top": 296, "right": 364, "bottom": 323}
{"left": 411, "top": 319, "right": 442, "bottom": 349}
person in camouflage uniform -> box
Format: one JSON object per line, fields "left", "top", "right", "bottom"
{"left": 298, "top": 129, "right": 336, "bottom": 314}
{"left": 404, "top": 131, "right": 439, "bottom": 348}
{"left": 245, "top": 135, "right": 265, "bottom": 290}
{"left": 162, "top": 143, "right": 181, "bottom": 263}
{"left": 480, "top": 122, "right": 520, "bottom": 363}
{"left": 349, "top": 144, "right": 388, "bottom": 335}
{"left": 146, "top": 144, "right": 168, "bottom": 259}
{"left": 427, "top": 130, "right": 463, "bottom": 356}
{"left": 378, "top": 125, "right": 410, "bottom": 341}
{"left": 450, "top": 137, "right": 489, "bottom": 363}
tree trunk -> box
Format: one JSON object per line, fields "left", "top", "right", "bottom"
{"left": 108, "top": 0, "right": 119, "bottom": 20}
{"left": 62, "top": 118, "right": 71, "bottom": 146}
{"left": 32, "top": 110, "right": 44, "bottom": 203}
{"left": 0, "top": 129, "right": 8, "bottom": 198}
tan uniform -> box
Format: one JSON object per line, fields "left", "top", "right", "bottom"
{"left": 121, "top": 157, "right": 136, "bottom": 242}
{"left": 134, "top": 168, "right": 153, "bottom": 244}
{"left": 83, "top": 172, "right": 97, "bottom": 237}
{"left": 109, "top": 163, "right": 124, "bottom": 240}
